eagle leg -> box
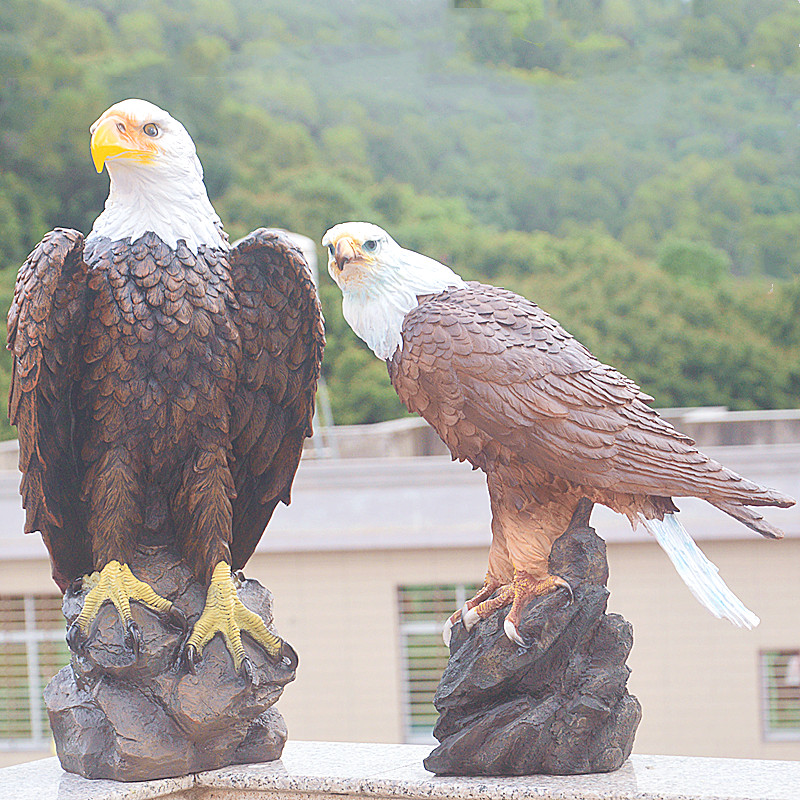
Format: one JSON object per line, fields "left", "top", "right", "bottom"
{"left": 463, "top": 582, "right": 515, "bottom": 630}
{"left": 443, "top": 496, "right": 517, "bottom": 646}
{"left": 472, "top": 484, "right": 578, "bottom": 645}
{"left": 180, "top": 561, "right": 298, "bottom": 680}
{"left": 66, "top": 560, "right": 185, "bottom": 655}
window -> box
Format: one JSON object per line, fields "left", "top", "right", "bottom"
{"left": 397, "top": 582, "right": 480, "bottom": 743}
{"left": 761, "top": 650, "right": 800, "bottom": 741}
{"left": 0, "top": 595, "right": 69, "bottom": 750}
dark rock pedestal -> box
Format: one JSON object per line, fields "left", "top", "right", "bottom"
{"left": 44, "top": 546, "right": 295, "bottom": 781}
{"left": 424, "top": 499, "right": 641, "bottom": 776}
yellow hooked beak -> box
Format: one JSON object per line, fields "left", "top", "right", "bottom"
{"left": 90, "top": 114, "right": 156, "bottom": 174}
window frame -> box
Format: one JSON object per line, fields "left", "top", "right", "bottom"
{"left": 397, "top": 582, "right": 479, "bottom": 744}
{"left": 760, "top": 649, "right": 800, "bottom": 743}
{"left": 0, "top": 594, "right": 68, "bottom": 751}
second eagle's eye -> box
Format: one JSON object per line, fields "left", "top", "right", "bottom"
{"left": 363, "top": 239, "right": 378, "bottom": 253}
{"left": 143, "top": 122, "right": 159, "bottom": 137}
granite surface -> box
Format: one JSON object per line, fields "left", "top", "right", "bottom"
{"left": 1, "top": 740, "right": 799, "bottom": 800}
{"left": 0, "top": 754, "right": 194, "bottom": 800}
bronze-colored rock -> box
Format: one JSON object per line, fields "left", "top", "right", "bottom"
{"left": 424, "top": 501, "right": 641, "bottom": 776}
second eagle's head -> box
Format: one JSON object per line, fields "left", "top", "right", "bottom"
{"left": 322, "top": 222, "right": 465, "bottom": 360}
{"left": 322, "top": 222, "right": 463, "bottom": 295}
{"left": 322, "top": 222, "right": 399, "bottom": 292}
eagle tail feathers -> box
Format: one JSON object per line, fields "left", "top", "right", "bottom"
{"left": 640, "top": 513, "right": 759, "bottom": 630}
{"left": 712, "top": 500, "right": 786, "bottom": 540}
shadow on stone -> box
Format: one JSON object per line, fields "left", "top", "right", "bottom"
{"left": 424, "top": 499, "right": 641, "bottom": 776}
{"left": 45, "top": 546, "right": 295, "bottom": 781}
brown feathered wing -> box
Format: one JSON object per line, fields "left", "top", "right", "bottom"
{"left": 389, "top": 282, "right": 792, "bottom": 537}
{"left": 228, "top": 229, "right": 324, "bottom": 569}
{"left": 7, "top": 228, "right": 91, "bottom": 589}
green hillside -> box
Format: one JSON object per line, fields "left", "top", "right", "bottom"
{"left": 1, "top": 0, "right": 798, "bottom": 434}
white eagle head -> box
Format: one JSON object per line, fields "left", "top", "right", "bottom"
{"left": 88, "top": 98, "right": 227, "bottom": 252}
{"left": 322, "top": 222, "right": 465, "bottom": 360}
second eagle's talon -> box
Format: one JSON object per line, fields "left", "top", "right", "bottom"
{"left": 442, "top": 617, "right": 454, "bottom": 647}
{"left": 462, "top": 606, "right": 481, "bottom": 631}
{"left": 442, "top": 604, "right": 465, "bottom": 647}
{"left": 503, "top": 616, "right": 529, "bottom": 647}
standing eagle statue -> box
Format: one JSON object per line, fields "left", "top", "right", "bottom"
{"left": 323, "top": 222, "right": 794, "bottom": 646}
{"left": 8, "top": 99, "right": 323, "bottom": 676}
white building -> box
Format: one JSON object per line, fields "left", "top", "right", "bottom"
{"left": 0, "top": 409, "right": 798, "bottom": 767}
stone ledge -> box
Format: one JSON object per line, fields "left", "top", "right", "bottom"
{"left": 3, "top": 741, "right": 799, "bottom": 800}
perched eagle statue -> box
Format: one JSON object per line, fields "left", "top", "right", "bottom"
{"left": 8, "top": 99, "right": 324, "bottom": 676}
{"left": 323, "top": 221, "right": 794, "bottom": 646}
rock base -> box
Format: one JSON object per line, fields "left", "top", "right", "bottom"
{"left": 45, "top": 546, "right": 295, "bottom": 781}
{"left": 424, "top": 499, "right": 641, "bottom": 776}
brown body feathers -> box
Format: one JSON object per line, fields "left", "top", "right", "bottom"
{"left": 389, "top": 282, "right": 793, "bottom": 540}
{"left": 8, "top": 228, "right": 324, "bottom": 591}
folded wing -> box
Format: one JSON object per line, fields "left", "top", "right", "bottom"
{"left": 7, "top": 228, "right": 91, "bottom": 588}
{"left": 228, "top": 229, "right": 324, "bottom": 568}
{"left": 391, "top": 282, "right": 792, "bottom": 536}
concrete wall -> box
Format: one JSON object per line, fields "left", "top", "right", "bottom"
{"left": 301, "top": 408, "right": 800, "bottom": 461}
{"left": 607, "top": 538, "right": 800, "bottom": 760}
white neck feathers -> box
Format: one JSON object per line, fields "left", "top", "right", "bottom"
{"left": 342, "top": 249, "right": 465, "bottom": 361}
{"left": 88, "top": 155, "right": 227, "bottom": 253}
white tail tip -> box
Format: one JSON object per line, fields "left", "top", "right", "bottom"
{"left": 640, "top": 513, "right": 760, "bottom": 629}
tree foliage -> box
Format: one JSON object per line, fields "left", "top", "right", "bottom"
{"left": 0, "top": 0, "right": 798, "bottom": 437}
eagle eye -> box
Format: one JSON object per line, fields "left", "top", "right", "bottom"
{"left": 143, "top": 122, "right": 159, "bottom": 137}
{"left": 327, "top": 243, "right": 335, "bottom": 256}
{"left": 363, "top": 239, "right": 378, "bottom": 253}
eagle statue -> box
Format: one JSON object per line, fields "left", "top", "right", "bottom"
{"left": 323, "top": 221, "right": 794, "bottom": 646}
{"left": 8, "top": 99, "right": 324, "bottom": 676}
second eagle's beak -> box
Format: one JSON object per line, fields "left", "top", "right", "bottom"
{"left": 332, "top": 237, "right": 363, "bottom": 273}
{"left": 90, "top": 115, "right": 155, "bottom": 174}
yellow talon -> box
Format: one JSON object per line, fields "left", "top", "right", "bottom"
{"left": 75, "top": 560, "right": 174, "bottom": 633}
{"left": 185, "top": 562, "right": 288, "bottom": 672}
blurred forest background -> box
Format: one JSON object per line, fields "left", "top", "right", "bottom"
{"left": 1, "top": 0, "right": 799, "bottom": 436}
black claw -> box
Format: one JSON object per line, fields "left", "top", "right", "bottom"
{"left": 561, "top": 581, "right": 575, "bottom": 605}
{"left": 169, "top": 605, "right": 188, "bottom": 633}
{"left": 68, "top": 577, "right": 84, "bottom": 594}
{"left": 182, "top": 643, "right": 200, "bottom": 675}
{"left": 278, "top": 641, "right": 299, "bottom": 671}
{"left": 125, "top": 620, "right": 141, "bottom": 659}
{"left": 239, "top": 656, "right": 255, "bottom": 684}
{"left": 234, "top": 570, "right": 246, "bottom": 583}
{"left": 66, "top": 621, "right": 85, "bottom": 654}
